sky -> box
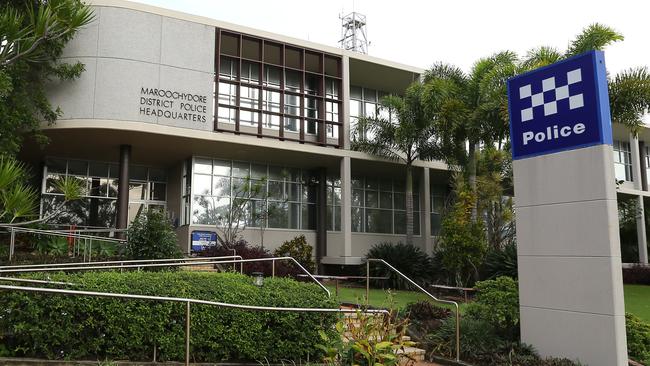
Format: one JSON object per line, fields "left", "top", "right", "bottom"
{"left": 131, "top": 0, "right": 650, "bottom": 76}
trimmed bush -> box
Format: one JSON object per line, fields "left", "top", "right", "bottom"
{"left": 126, "top": 209, "right": 182, "bottom": 260}
{"left": 366, "top": 242, "right": 432, "bottom": 289}
{"left": 465, "top": 276, "right": 520, "bottom": 340}
{"left": 0, "top": 271, "right": 337, "bottom": 362}
{"left": 274, "top": 234, "right": 315, "bottom": 273}
{"left": 626, "top": 313, "right": 650, "bottom": 364}
{"left": 623, "top": 265, "right": 650, "bottom": 285}
{"left": 201, "top": 239, "right": 297, "bottom": 277}
{"left": 482, "top": 242, "right": 518, "bottom": 280}
{"left": 429, "top": 317, "right": 582, "bottom": 365}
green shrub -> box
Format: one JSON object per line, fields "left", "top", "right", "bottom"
{"left": 274, "top": 234, "right": 315, "bottom": 273}
{"left": 366, "top": 242, "right": 432, "bottom": 289}
{"left": 429, "top": 316, "right": 503, "bottom": 359}
{"left": 429, "top": 317, "right": 581, "bottom": 365}
{"left": 126, "top": 209, "right": 182, "bottom": 260}
{"left": 623, "top": 265, "right": 650, "bottom": 285}
{"left": 319, "top": 306, "right": 414, "bottom": 366}
{"left": 626, "top": 312, "right": 650, "bottom": 364}
{"left": 435, "top": 182, "right": 487, "bottom": 287}
{"left": 482, "top": 242, "right": 518, "bottom": 280}
{"left": 0, "top": 271, "right": 337, "bottom": 362}
{"left": 465, "top": 276, "right": 519, "bottom": 340}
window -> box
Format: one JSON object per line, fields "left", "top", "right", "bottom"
{"left": 241, "top": 61, "right": 260, "bottom": 84}
{"left": 215, "top": 29, "right": 342, "bottom": 147}
{"left": 42, "top": 158, "right": 166, "bottom": 228}
{"left": 219, "top": 56, "right": 237, "bottom": 80}
{"left": 613, "top": 140, "right": 632, "bottom": 182}
{"left": 218, "top": 82, "right": 236, "bottom": 106}
{"left": 350, "top": 86, "right": 392, "bottom": 141}
{"left": 190, "top": 158, "right": 316, "bottom": 230}
{"left": 350, "top": 176, "right": 421, "bottom": 235}
{"left": 646, "top": 146, "right": 650, "bottom": 183}
{"left": 430, "top": 184, "right": 447, "bottom": 236}
{"left": 326, "top": 177, "right": 341, "bottom": 231}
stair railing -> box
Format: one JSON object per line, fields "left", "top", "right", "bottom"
{"left": 365, "top": 258, "right": 461, "bottom": 362}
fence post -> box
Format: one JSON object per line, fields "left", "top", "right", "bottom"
{"left": 272, "top": 258, "right": 275, "bottom": 278}
{"left": 366, "top": 260, "right": 370, "bottom": 306}
{"left": 9, "top": 227, "right": 15, "bottom": 261}
{"left": 185, "top": 301, "right": 191, "bottom": 366}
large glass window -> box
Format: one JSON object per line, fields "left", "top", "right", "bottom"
{"left": 350, "top": 86, "right": 394, "bottom": 141}
{"left": 190, "top": 158, "right": 316, "bottom": 230}
{"left": 216, "top": 29, "right": 342, "bottom": 146}
{"left": 430, "top": 184, "right": 447, "bottom": 236}
{"left": 614, "top": 140, "right": 632, "bottom": 182}
{"left": 42, "top": 158, "right": 166, "bottom": 228}
{"left": 350, "top": 176, "right": 421, "bottom": 235}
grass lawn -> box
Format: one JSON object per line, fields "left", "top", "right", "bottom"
{"left": 328, "top": 285, "right": 467, "bottom": 311}
{"left": 624, "top": 284, "right": 650, "bottom": 322}
{"left": 329, "top": 284, "right": 650, "bottom": 321}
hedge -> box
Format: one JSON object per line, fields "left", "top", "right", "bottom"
{"left": 0, "top": 271, "right": 338, "bottom": 362}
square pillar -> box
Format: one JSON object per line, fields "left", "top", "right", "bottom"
{"left": 422, "top": 167, "right": 433, "bottom": 254}
{"left": 340, "top": 156, "right": 352, "bottom": 257}
{"left": 341, "top": 55, "right": 351, "bottom": 150}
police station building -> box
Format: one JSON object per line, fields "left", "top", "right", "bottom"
{"left": 21, "top": 0, "right": 648, "bottom": 266}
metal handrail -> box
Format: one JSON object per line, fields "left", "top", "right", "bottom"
{"left": 0, "top": 277, "right": 76, "bottom": 286}
{"left": 3, "top": 226, "right": 127, "bottom": 261}
{"left": 2, "top": 226, "right": 126, "bottom": 242}
{"left": 0, "top": 284, "right": 387, "bottom": 366}
{"left": 196, "top": 257, "right": 331, "bottom": 297}
{"left": 365, "top": 258, "right": 461, "bottom": 362}
{"left": 0, "top": 255, "right": 242, "bottom": 270}
{"left": 0, "top": 256, "right": 329, "bottom": 297}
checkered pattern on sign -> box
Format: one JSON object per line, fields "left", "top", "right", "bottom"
{"left": 519, "top": 68, "right": 584, "bottom": 122}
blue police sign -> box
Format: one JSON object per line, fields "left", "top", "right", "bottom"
{"left": 508, "top": 50, "right": 612, "bottom": 160}
{"left": 191, "top": 230, "right": 217, "bottom": 252}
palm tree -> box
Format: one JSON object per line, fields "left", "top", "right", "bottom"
{"left": 423, "top": 52, "right": 518, "bottom": 221}
{"left": 522, "top": 23, "right": 650, "bottom": 134}
{"left": 352, "top": 82, "right": 445, "bottom": 245}
{"left": 0, "top": 157, "right": 82, "bottom": 225}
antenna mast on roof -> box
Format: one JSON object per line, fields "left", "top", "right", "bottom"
{"left": 339, "top": 11, "right": 369, "bottom": 54}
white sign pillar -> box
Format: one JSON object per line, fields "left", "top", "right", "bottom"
{"left": 508, "top": 51, "right": 627, "bottom": 365}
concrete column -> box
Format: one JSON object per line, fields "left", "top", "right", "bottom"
{"left": 629, "top": 133, "right": 649, "bottom": 264}
{"left": 340, "top": 156, "right": 352, "bottom": 257}
{"left": 422, "top": 167, "right": 433, "bottom": 254}
{"left": 116, "top": 145, "right": 131, "bottom": 235}
{"left": 341, "top": 55, "right": 351, "bottom": 150}
{"left": 316, "top": 168, "right": 327, "bottom": 273}
{"left": 635, "top": 196, "right": 649, "bottom": 264}
{"left": 639, "top": 141, "right": 648, "bottom": 191}
{"left": 514, "top": 145, "right": 627, "bottom": 366}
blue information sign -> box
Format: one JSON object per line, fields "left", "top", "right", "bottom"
{"left": 191, "top": 231, "right": 217, "bottom": 252}
{"left": 508, "top": 50, "right": 612, "bottom": 160}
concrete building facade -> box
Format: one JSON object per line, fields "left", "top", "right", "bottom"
{"left": 20, "top": 0, "right": 649, "bottom": 267}
{"left": 23, "top": 0, "right": 452, "bottom": 268}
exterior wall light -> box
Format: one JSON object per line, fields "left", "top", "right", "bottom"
{"left": 252, "top": 272, "right": 264, "bottom": 287}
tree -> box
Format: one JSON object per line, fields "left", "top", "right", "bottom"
{"left": 522, "top": 23, "right": 650, "bottom": 135}
{"left": 126, "top": 209, "right": 183, "bottom": 260}
{"left": 423, "top": 53, "right": 518, "bottom": 223}
{"left": 0, "top": 156, "right": 82, "bottom": 225}
{"left": 0, "top": 0, "right": 94, "bottom": 157}
{"left": 436, "top": 174, "right": 487, "bottom": 286}
{"left": 352, "top": 82, "right": 446, "bottom": 245}
{"left": 194, "top": 176, "right": 267, "bottom": 246}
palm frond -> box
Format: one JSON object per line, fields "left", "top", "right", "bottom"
{"left": 609, "top": 67, "right": 650, "bottom": 134}
{"left": 521, "top": 46, "right": 563, "bottom": 70}
{"left": 566, "top": 23, "right": 623, "bottom": 56}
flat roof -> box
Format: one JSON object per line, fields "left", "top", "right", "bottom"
{"left": 89, "top": 0, "right": 425, "bottom": 75}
